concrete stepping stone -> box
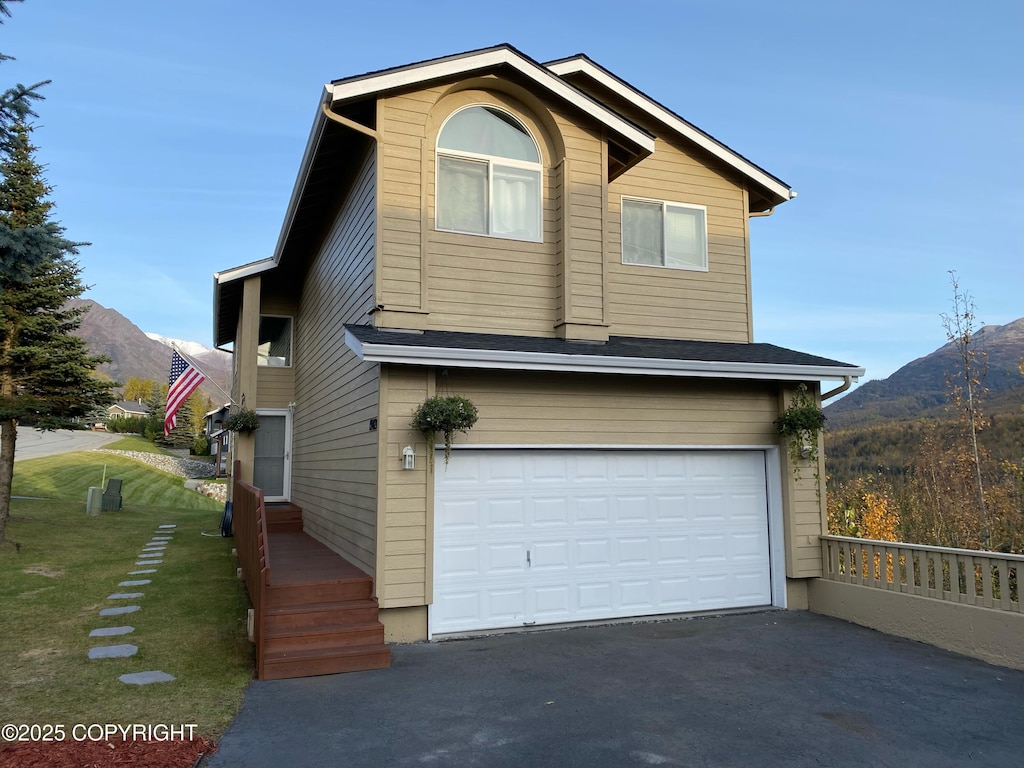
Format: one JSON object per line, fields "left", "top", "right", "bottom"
{"left": 107, "top": 592, "right": 144, "bottom": 600}
{"left": 90, "top": 626, "right": 134, "bottom": 637}
{"left": 119, "top": 579, "right": 151, "bottom": 587}
{"left": 100, "top": 605, "right": 140, "bottom": 617}
{"left": 137, "top": 552, "right": 163, "bottom": 558}
{"left": 88, "top": 643, "right": 138, "bottom": 659}
{"left": 128, "top": 569, "right": 156, "bottom": 575}
{"left": 120, "top": 671, "right": 175, "bottom": 685}
{"left": 134, "top": 560, "right": 162, "bottom": 566}
{"left": 157, "top": 524, "right": 177, "bottom": 529}
{"left": 152, "top": 536, "right": 173, "bottom": 541}
{"left": 145, "top": 542, "right": 167, "bottom": 547}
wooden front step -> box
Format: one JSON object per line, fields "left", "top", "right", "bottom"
{"left": 266, "top": 577, "right": 373, "bottom": 607}
{"left": 262, "top": 645, "right": 392, "bottom": 680}
{"left": 264, "top": 598, "right": 382, "bottom": 631}
{"left": 265, "top": 502, "right": 303, "bottom": 533}
{"left": 264, "top": 621, "right": 385, "bottom": 654}
{"left": 258, "top": 515, "right": 390, "bottom": 679}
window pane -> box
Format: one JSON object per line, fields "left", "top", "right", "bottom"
{"left": 492, "top": 165, "right": 541, "bottom": 240}
{"left": 622, "top": 199, "right": 663, "bottom": 265}
{"left": 665, "top": 205, "right": 706, "bottom": 269}
{"left": 257, "top": 316, "right": 292, "bottom": 367}
{"left": 438, "top": 106, "right": 539, "bottom": 162}
{"left": 438, "top": 156, "right": 487, "bottom": 234}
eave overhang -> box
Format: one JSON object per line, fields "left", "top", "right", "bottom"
{"left": 212, "top": 257, "right": 277, "bottom": 348}
{"left": 344, "top": 326, "right": 864, "bottom": 383}
{"left": 545, "top": 55, "right": 795, "bottom": 209}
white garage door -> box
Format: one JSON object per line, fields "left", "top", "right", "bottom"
{"left": 431, "top": 449, "right": 772, "bottom": 636}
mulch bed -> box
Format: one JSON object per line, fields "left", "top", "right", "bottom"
{"left": 0, "top": 737, "right": 216, "bottom": 767}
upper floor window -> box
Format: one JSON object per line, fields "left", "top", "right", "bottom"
{"left": 258, "top": 315, "right": 292, "bottom": 367}
{"left": 436, "top": 106, "right": 542, "bottom": 242}
{"left": 621, "top": 197, "right": 707, "bottom": 271}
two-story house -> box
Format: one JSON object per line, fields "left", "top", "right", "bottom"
{"left": 213, "top": 45, "right": 862, "bottom": 648}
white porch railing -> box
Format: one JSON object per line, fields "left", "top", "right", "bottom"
{"left": 820, "top": 535, "right": 1022, "bottom": 614}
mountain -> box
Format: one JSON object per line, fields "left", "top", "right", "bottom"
{"left": 68, "top": 298, "right": 231, "bottom": 402}
{"left": 825, "top": 318, "right": 1024, "bottom": 430}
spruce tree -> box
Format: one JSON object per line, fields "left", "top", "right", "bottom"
{"left": 0, "top": 0, "right": 53, "bottom": 282}
{"left": 0, "top": 121, "right": 115, "bottom": 545}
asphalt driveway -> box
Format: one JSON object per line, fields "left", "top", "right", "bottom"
{"left": 207, "top": 611, "right": 1024, "bottom": 768}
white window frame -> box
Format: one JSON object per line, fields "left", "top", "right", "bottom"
{"left": 435, "top": 105, "right": 543, "bottom": 244}
{"left": 257, "top": 314, "right": 293, "bottom": 368}
{"left": 620, "top": 196, "right": 709, "bottom": 272}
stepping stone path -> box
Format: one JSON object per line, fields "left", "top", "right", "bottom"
{"left": 90, "top": 626, "right": 134, "bottom": 637}
{"left": 121, "top": 670, "right": 175, "bottom": 685}
{"left": 88, "top": 523, "right": 178, "bottom": 685}
{"left": 88, "top": 644, "right": 138, "bottom": 659}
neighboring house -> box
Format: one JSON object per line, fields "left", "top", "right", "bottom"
{"left": 213, "top": 45, "right": 863, "bottom": 643}
{"left": 107, "top": 400, "right": 149, "bottom": 420}
{"left": 205, "top": 404, "right": 231, "bottom": 478}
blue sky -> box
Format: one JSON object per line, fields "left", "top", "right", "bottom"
{"left": 5, "top": 0, "right": 1022, "bottom": 386}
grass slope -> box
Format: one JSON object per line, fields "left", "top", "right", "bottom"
{"left": 13, "top": 453, "right": 220, "bottom": 510}
{"left": 2, "top": 454, "right": 253, "bottom": 738}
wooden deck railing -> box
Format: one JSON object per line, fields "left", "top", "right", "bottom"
{"left": 232, "top": 461, "right": 270, "bottom": 679}
{"left": 821, "top": 535, "right": 1022, "bottom": 614}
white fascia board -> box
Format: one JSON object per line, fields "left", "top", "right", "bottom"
{"left": 326, "top": 48, "right": 655, "bottom": 154}
{"left": 547, "top": 58, "right": 794, "bottom": 204}
{"left": 344, "top": 330, "right": 864, "bottom": 382}
{"left": 214, "top": 257, "right": 278, "bottom": 285}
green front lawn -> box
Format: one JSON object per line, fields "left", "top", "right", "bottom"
{"left": 1, "top": 454, "right": 253, "bottom": 738}
{"left": 12, "top": 453, "right": 220, "bottom": 509}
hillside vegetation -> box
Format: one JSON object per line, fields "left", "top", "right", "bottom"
{"left": 823, "top": 317, "right": 1023, "bottom": 553}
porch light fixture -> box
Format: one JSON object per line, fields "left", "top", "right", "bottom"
{"left": 402, "top": 446, "right": 415, "bottom": 470}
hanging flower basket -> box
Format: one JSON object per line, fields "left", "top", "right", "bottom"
{"left": 774, "top": 383, "right": 825, "bottom": 487}
{"left": 411, "top": 395, "right": 478, "bottom": 466}
{"left": 224, "top": 407, "right": 260, "bottom": 434}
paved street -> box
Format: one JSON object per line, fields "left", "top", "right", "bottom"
{"left": 13, "top": 427, "right": 119, "bottom": 461}
{"left": 207, "top": 611, "right": 1024, "bottom": 768}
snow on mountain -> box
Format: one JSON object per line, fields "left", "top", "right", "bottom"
{"left": 145, "top": 333, "right": 215, "bottom": 358}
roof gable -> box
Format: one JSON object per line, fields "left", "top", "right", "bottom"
{"left": 545, "top": 54, "right": 794, "bottom": 208}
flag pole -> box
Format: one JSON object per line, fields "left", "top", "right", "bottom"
{"left": 170, "top": 343, "right": 238, "bottom": 407}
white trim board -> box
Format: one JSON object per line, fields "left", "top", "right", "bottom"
{"left": 345, "top": 329, "right": 864, "bottom": 382}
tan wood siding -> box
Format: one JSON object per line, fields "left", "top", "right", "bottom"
{"left": 290, "top": 146, "right": 380, "bottom": 576}
{"left": 377, "top": 87, "right": 591, "bottom": 337}
{"left": 608, "top": 136, "right": 751, "bottom": 342}
{"left": 378, "top": 368, "right": 815, "bottom": 609}
{"left": 378, "top": 366, "right": 432, "bottom": 607}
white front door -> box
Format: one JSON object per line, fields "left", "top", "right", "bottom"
{"left": 253, "top": 409, "right": 291, "bottom": 501}
{"left": 431, "top": 449, "right": 773, "bottom": 636}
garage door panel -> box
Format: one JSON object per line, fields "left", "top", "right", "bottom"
{"left": 575, "top": 496, "right": 612, "bottom": 524}
{"left": 654, "top": 495, "right": 689, "bottom": 520}
{"left": 431, "top": 449, "right": 772, "bottom": 636}
{"left": 534, "top": 496, "right": 571, "bottom": 525}
{"left": 489, "top": 498, "right": 527, "bottom": 528}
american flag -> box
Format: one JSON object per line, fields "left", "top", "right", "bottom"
{"left": 164, "top": 351, "right": 206, "bottom": 436}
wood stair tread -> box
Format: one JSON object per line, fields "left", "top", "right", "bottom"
{"left": 264, "top": 644, "right": 391, "bottom": 663}
{"left": 264, "top": 621, "right": 383, "bottom": 639}
{"left": 265, "top": 598, "right": 379, "bottom": 615}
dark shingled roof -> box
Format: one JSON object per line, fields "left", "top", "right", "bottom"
{"left": 345, "top": 325, "right": 859, "bottom": 370}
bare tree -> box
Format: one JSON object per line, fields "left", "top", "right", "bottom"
{"left": 940, "top": 271, "right": 988, "bottom": 547}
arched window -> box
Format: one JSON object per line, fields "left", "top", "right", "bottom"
{"left": 436, "top": 106, "right": 542, "bottom": 242}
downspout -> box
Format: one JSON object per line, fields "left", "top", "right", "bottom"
{"left": 320, "top": 102, "right": 379, "bottom": 141}
{"left": 821, "top": 376, "right": 854, "bottom": 402}
{"left": 748, "top": 206, "right": 775, "bottom": 218}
